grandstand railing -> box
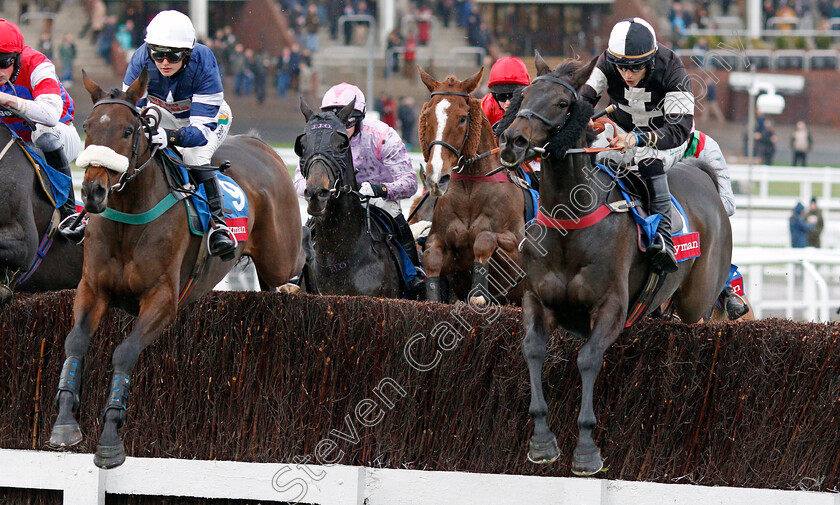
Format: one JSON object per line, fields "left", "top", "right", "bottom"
{"left": 1, "top": 448, "right": 836, "bottom": 505}
{"left": 733, "top": 247, "right": 840, "bottom": 322}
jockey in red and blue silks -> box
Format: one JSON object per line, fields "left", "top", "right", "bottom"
{"left": 0, "top": 18, "right": 82, "bottom": 242}
{"left": 122, "top": 10, "right": 235, "bottom": 260}
{"left": 293, "top": 83, "right": 423, "bottom": 289}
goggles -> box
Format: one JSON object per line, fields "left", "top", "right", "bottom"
{"left": 148, "top": 46, "right": 187, "bottom": 63}
{"left": 615, "top": 62, "right": 647, "bottom": 73}
{"left": 492, "top": 92, "right": 514, "bottom": 103}
{"left": 0, "top": 55, "right": 17, "bottom": 69}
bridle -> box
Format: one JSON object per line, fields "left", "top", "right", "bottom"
{"left": 88, "top": 98, "right": 158, "bottom": 191}
{"left": 514, "top": 74, "right": 580, "bottom": 148}
{"left": 425, "top": 90, "right": 476, "bottom": 173}
{"left": 296, "top": 122, "right": 358, "bottom": 197}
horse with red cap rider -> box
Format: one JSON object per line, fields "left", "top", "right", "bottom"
{"left": 0, "top": 19, "right": 83, "bottom": 242}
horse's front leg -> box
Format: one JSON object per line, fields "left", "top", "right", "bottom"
{"left": 422, "top": 233, "right": 447, "bottom": 302}
{"left": 49, "top": 280, "right": 110, "bottom": 448}
{"left": 522, "top": 291, "right": 560, "bottom": 463}
{"left": 94, "top": 282, "right": 177, "bottom": 469}
{"left": 470, "top": 230, "right": 504, "bottom": 305}
{"left": 572, "top": 295, "right": 625, "bottom": 476}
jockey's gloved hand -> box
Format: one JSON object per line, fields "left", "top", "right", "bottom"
{"left": 151, "top": 127, "right": 169, "bottom": 149}
{"left": 359, "top": 182, "right": 388, "bottom": 198}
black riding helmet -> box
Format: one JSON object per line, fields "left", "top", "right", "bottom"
{"left": 606, "top": 18, "right": 658, "bottom": 71}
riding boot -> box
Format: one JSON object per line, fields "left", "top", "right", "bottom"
{"left": 201, "top": 175, "right": 237, "bottom": 261}
{"left": 45, "top": 147, "right": 86, "bottom": 244}
{"left": 394, "top": 214, "right": 425, "bottom": 295}
{"left": 722, "top": 285, "right": 748, "bottom": 319}
{"left": 643, "top": 169, "right": 678, "bottom": 274}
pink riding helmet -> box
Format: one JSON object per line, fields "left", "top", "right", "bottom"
{"left": 321, "top": 83, "right": 366, "bottom": 116}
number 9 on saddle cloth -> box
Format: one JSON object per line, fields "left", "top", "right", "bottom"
{"left": 591, "top": 119, "right": 736, "bottom": 217}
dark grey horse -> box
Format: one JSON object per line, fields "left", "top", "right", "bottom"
{"left": 0, "top": 121, "right": 82, "bottom": 304}
{"left": 498, "top": 55, "right": 732, "bottom": 475}
{"left": 296, "top": 98, "right": 402, "bottom": 298}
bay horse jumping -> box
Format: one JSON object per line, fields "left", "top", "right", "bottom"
{"left": 0, "top": 118, "right": 82, "bottom": 304}
{"left": 498, "top": 55, "right": 733, "bottom": 475}
{"left": 48, "top": 70, "right": 307, "bottom": 468}
{"left": 296, "top": 98, "right": 403, "bottom": 297}
{"left": 418, "top": 67, "right": 525, "bottom": 304}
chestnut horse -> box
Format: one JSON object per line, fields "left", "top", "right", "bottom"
{"left": 0, "top": 118, "right": 82, "bottom": 304}
{"left": 48, "top": 70, "right": 307, "bottom": 468}
{"left": 498, "top": 55, "right": 733, "bottom": 475}
{"left": 418, "top": 67, "right": 525, "bottom": 304}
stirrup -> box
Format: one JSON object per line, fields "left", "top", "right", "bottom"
{"left": 207, "top": 225, "right": 238, "bottom": 261}
{"left": 58, "top": 213, "right": 87, "bottom": 245}
{"left": 724, "top": 291, "right": 749, "bottom": 320}
{"left": 647, "top": 233, "right": 678, "bottom": 273}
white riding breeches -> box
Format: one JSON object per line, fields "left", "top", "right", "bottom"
{"left": 31, "top": 122, "right": 83, "bottom": 162}
{"left": 592, "top": 124, "right": 735, "bottom": 216}
{"left": 591, "top": 123, "right": 688, "bottom": 170}
{"left": 153, "top": 101, "right": 232, "bottom": 166}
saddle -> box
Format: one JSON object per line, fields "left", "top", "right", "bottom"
{"left": 157, "top": 149, "right": 249, "bottom": 242}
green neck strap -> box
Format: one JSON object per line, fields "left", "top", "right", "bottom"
{"left": 100, "top": 193, "right": 180, "bottom": 225}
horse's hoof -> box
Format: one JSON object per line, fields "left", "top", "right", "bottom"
{"left": 278, "top": 283, "right": 301, "bottom": 294}
{"left": 571, "top": 448, "right": 603, "bottom": 476}
{"left": 48, "top": 423, "right": 83, "bottom": 448}
{"left": 0, "top": 284, "right": 12, "bottom": 305}
{"left": 527, "top": 436, "right": 561, "bottom": 464}
{"left": 469, "top": 295, "right": 487, "bottom": 306}
{"left": 94, "top": 443, "right": 126, "bottom": 469}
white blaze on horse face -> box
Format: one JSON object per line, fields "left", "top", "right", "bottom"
{"left": 430, "top": 98, "right": 451, "bottom": 183}
{"left": 98, "top": 113, "right": 111, "bottom": 124}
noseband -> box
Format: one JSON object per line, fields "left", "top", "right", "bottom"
{"left": 514, "top": 75, "right": 579, "bottom": 139}
{"left": 89, "top": 98, "right": 157, "bottom": 191}
{"left": 426, "top": 90, "right": 474, "bottom": 172}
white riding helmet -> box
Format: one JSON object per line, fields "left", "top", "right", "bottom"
{"left": 144, "top": 10, "right": 196, "bottom": 49}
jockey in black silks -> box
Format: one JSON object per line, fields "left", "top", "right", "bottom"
{"left": 580, "top": 17, "right": 746, "bottom": 319}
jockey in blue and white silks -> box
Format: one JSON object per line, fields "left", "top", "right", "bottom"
{"left": 122, "top": 10, "right": 235, "bottom": 260}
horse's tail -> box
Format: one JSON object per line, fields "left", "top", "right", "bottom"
{"left": 680, "top": 157, "right": 719, "bottom": 192}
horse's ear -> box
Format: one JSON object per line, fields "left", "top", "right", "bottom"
{"left": 572, "top": 56, "right": 599, "bottom": 90}
{"left": 300, "top": 96, "right": 314, "bottom": 121}
{"left": 337, "top": 97, "right": 355, "bottom": 123}
{"left": 82, "top": 69, "right": 105, "bottom": 104}
{"left": 534, "top": 50, "right": 551, "bottom": 76}
{"left": 462, "top": 67, "right": 484, "bottom": 94}
{"left": 418, "top": 65, "right": 439, "bottom": 92}
{"left": 124, "top": 68, "right": 149, "bottom": 105}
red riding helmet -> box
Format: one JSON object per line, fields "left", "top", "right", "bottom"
{"left": 0, "top": 19, "right": 24, "bottom": 53}
{"left": 488, "top": 57, "right": 530, "bottom": 94}
{"left": 0, "top": 19, "right": 24, "bottom": 83}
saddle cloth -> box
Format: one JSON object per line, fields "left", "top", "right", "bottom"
{"left": 366, "top": 205, "right": 419, "bottom": 296}
{"left": 16, "top": 135, "right": 72, "bottom": 208}
{"left": 597, "top": 163, "right": 701, "bottom": 263}
{"left": 165, "top": 149, "right": 249, "bottom": 242}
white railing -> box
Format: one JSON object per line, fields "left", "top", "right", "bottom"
{"left": 1, "top": 449, "right": 836, "bottom": 505}
{"left": 732, "top": 247, "right": 840, "bottom": 321}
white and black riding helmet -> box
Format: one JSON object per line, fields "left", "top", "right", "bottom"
{"left": 606, "top": 17, "right": 658, "bottom": 69}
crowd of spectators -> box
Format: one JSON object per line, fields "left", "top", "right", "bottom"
{"left": 668, "top": 0, "right": 840, "bottom": 47}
